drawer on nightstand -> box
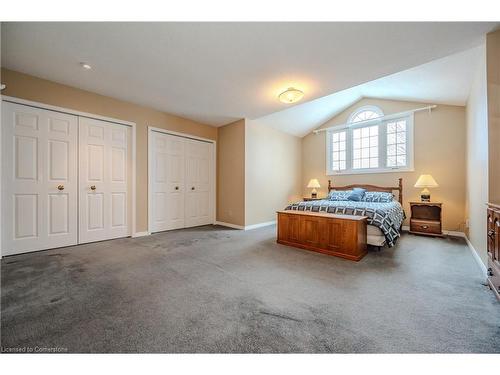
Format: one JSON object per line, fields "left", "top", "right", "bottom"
{"left": 410, "top": 219, "right": 441, "bottom": 235}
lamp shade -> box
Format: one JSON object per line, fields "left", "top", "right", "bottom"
{"left": 307, "top": 179, "right": 321, "bottom": 188}
{"left": 414, "top": 174, "right": 439, "bottom": 188}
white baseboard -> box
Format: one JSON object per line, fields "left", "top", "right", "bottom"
{"left": 214, "top": 221, "right": 245, "bottom": 230}
{"left": 135, "top": 221, "right": 276, "bottom": 234}
{"left": 464, "top": 236, "right": 488, "bottom": 279}
{"left": 214, "top": 220, "right": 276, "bottom": 230}
{"left": 132, "top": 231, "right": 150, "bottom": 238}
{"left": 443, "top": 230, "right": 465, "bottom": 237}
{"left": 244, "top": 220, "right": 276, "bottom": 230}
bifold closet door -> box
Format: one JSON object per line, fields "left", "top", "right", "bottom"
{"left": 151, "top": 132, "right": 186, "bottom": 232}
{"left": 184, "top": 138, "right": 213, "bottom": 227}
{"left": 79, "top": 117, "right": 132, "bottom": 243}
{"left": 1, "top": 102, "right": 78, "bottom": 255}
{"left": 150, "top": 131, "right": 214, "bottom": 232}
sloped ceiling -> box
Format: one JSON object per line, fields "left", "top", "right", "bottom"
{"left": 252, "top": 46, "right": 484, "bottom": 137}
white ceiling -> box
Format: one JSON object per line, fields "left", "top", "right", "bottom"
{"left": 1, "top": 22, "right": 497, "bottom": 127}
{"left": 254, "top": 45, "right": 484, "bottom": 136}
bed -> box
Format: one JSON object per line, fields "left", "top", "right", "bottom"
{"left": 284, "top": 178, "right": 405, "bottom": 249}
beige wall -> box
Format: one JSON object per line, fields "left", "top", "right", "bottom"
{"left": 302, "top": 98, "right": 467, "bottom": 231}
{"left": 465, "top": 44, "right": 489, "bottom": 265}
{"left": 0, "top": 68, "right": 217, "bottom": 233}
{"left": 245, "top": 120, "right": 302, "bottom": 226}
{"left": 216, "top": 118, "right": 302, "bottom": 227}
{"left": 487, "top": 30, "right": 500, "bottom": 204}
{"left": 216, "top": 119, "right": 246, "bottom": 226}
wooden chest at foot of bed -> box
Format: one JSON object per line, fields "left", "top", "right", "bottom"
{"left": 277, "top": 210, "right": 368, "bottom": 261}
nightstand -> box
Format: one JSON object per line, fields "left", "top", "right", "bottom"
{"left": 409, "top": 202, "right": 443, "bottom": 237}
{"left": 303, "top": 197, "right": 325, "bottom": 201}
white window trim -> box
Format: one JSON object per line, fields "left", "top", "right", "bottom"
{"left": 347, "top": 105, "right": 384, "bottom": 124}
{"left": 326, "top": 113, "right": 414, "bottom": 176}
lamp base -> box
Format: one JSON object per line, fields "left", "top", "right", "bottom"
{"left": 420, "top": 188, "right": 430, "bottom": 202}
{"left": 420, "top": 194, "right": 430, "bottom": 202}
{"left": 311, "top": 188, "right": 317, "bottom": 199}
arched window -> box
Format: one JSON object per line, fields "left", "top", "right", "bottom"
{"left": 327, "top": 105, "right": 413, "bottom": 174}
{"left": 347, "top": 106, "right": 384, "bottom": 124}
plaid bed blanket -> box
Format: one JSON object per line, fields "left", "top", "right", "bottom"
{"left": 285, "top": 199, "right": 405, "bottom": 247}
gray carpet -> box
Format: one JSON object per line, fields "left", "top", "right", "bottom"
{"left": 1, "top": 225, "right": 499, "bottom": 353}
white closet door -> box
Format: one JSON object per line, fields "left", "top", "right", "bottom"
{"left": 1, "top": 102, "right": 78, "bottom": 255}
{"left": 184, "top": 139, "right": 214, "bottom": 228}
{"left": 79, "top": 117, "right": 132, "bottom": 243}
{"left": 151, "top": 132, "right": 185, "bottom": 232}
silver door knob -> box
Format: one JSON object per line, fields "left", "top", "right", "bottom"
{"left": 90, "top": 185, "right": 96, "bottom": 191}
{"left": 57, "top": 185, "right": 64, "bottom": 191}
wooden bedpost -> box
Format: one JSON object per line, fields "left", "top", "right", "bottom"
{"left": 324, "top": 177, "right": 403, "bottom": 202}
{"left": 398, "top": 178, "right": 403, "bottom": 204}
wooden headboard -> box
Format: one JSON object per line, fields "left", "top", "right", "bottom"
{"left": 328, "top": 178, "right": 403, "bottom": 204}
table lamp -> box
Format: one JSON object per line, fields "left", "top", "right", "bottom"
{"left": 307, "top": 179, "right": 321, "bottom": 198}
{"left": 414, "top": 174, "right": 438, "bottom": 202}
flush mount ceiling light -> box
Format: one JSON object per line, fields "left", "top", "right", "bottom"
{"left": 278, "top": 87, "right": 304, "bottom": 104}
{"left": 80, "top": 62, "right": 92, "bottom": 70}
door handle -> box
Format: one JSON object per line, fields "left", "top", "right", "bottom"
{"left": 175, "top": 186, "right": 179, "bottom": 190}
{"left": 90, "top": 185, "right": 96, "bottom": 191}
{"left": 57, "top": 185, "right": 64, "bottom": 191}
{"left": 191, "top": 187, "right": 195, "bottom": 191}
